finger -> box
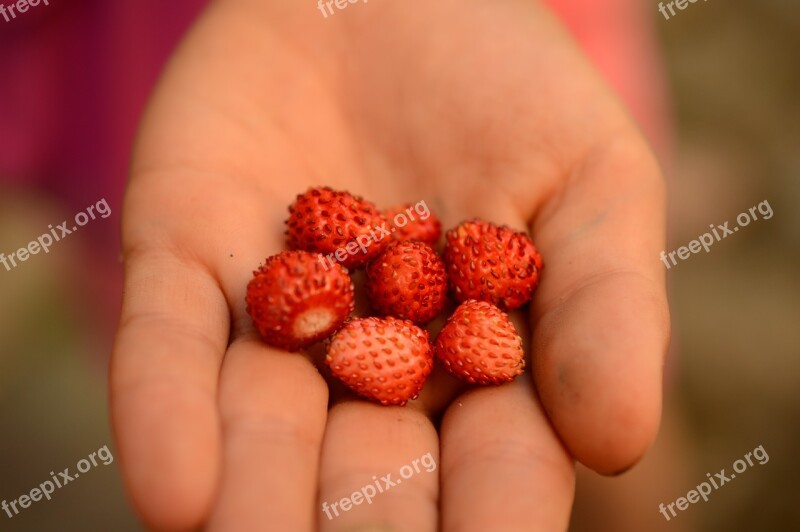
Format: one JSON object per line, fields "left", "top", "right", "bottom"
{"left": 440, "top": 378, "right": 574, "bottom": 532}
{"left": 317, "top": 402, "right": 439, "bottom": 531}
{"left": 110, "top": 250, "right": 228, "bottom": 531}
{"left": 207, "top": 335, "right": 328, "bottom": 530}
{"left": 531, "top": 135, "right": 670, "bottom": 474}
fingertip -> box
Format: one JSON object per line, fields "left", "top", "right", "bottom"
{"left": 533, "top": 272, "right": 668, "bottom": 476}
{"left": 557, "top": 374, "right": 662, "bottom": 476}
{"left": 114, "top": 383, "right": 221, "bottom": 531}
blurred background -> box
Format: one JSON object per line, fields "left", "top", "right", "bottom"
{"left": 0, "top": 0, "right": 798, "bottom": 530}
{"left": 572, "top": 2, "right": 800, "bottom": 531}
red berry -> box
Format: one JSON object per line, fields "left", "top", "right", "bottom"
{"left": 384, "top": 203, "right": 442, "bottom": 246}
{"left": 326, "top": 317, "right": 434, "bottom": 406}
{"left": 286, "top": 187, "right": 390, "bottom": 269}
{"left": 246, "top": 250, "right": 354, "bottom": 351}
{"left": 366, "top": 241, "right": 447, "bottom": 324}
{"left": 435, "top": 300, "right": 524, "bottom": 385}
{"left": 443, "top": 219, "right": 543, "bottom": 310}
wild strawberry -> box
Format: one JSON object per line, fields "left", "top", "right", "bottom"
{"left": 286, "top": 187, "right": 390, "bottom": 269}
{"left": 326, "top": 317, "right": 434, "bottom": 406}
{"left": 443, "top": 219, "right": 543, "bottom": 310}
{"left": 365, "top": 241, "right": 447, "bottom": 324}
{"left": 435, "top": 300, "right": 524, "bottom": 385}
{"left": 384, "top": 203, "right": 442, "bottom": 246}
{"left": 245, "top": 250, "right": 354, "bottom": 351}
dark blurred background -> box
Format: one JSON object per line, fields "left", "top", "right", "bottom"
{"left": 572, "top": 2, "right": 800, "bottom": 532}
{"left": 1, "top": 1, "right": 798, "bottom": 531}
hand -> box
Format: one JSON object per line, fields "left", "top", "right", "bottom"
{"left": 110, "top": 0, "right": 669, "bottom": 529}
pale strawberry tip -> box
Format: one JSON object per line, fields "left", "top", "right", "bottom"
{"left": 245, "top": 250, "right": 354, "bottom": 351}
{"left": 293, "top": 308, "right": 337, "bottom": 339}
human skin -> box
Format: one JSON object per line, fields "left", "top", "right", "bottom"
{"left": 110, "top": 0, "right": 670, "bottom": 530}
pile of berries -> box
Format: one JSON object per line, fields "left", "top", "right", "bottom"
{"left": 245, "top": 187, "right": 543, "bottom": 406}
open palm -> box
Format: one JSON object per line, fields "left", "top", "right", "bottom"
{"left": 111, "top": 0, "right": 669, "bottom": 530}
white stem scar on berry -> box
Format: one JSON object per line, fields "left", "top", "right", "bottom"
{"left": 294, "top": 308, "right": 337, "bottom": 340}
